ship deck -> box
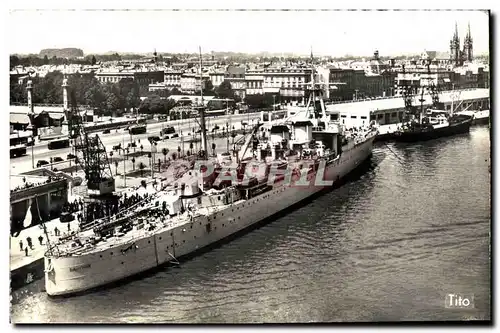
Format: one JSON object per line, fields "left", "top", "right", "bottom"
{"left": 49, "top": 128, "right": 376, "bottom": 258}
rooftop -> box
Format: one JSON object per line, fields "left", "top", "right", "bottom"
{"left": 10, "top": 174, "right": 54, "bottom": 192}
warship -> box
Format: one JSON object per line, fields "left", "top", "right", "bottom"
{"left": 44, "top": 56, "right": 377, "bottom": 297}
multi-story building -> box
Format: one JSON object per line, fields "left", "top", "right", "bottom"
{"left": 452, "top": 64, "right": 489, "bottom": 89}
{"left": 163, "top": 70, "right": 183, "bottom": 89}
{"left": 245, "top": 71, "right": 264, "bottom": 95}
{"left": 261, "top": 67, "right": 312, "bottom": 104}
{"left": 180, "top": 72, "right": 210, "bottom": 94}
{"left": 209, "top": 71, "right": 225, "bottom": 89}
{"left": 325, "top": 67, "right": 354, "bottom": 101}
{"left": 394, "top": 67, "right": 454, "bottom": 96}
{"left": 95, "top": 69, "right": 164, "bottom": 89}
{"left": 225, "top": 66, "right": 246, "bottom": 99}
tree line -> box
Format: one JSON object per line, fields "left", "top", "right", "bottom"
{"left": 10, "top": 71, "right": 141, "bottom": 116}
{"left": 10, "top": 53, "right": 151, "bottom": 69}
{"left": 10, "top": 69, "right": 277, "bottom": 117}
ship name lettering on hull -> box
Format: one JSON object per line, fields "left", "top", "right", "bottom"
{"left": 69, "top": 264, "right": 91, "bottom": 272}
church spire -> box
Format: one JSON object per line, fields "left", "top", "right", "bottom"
{"left": 454, "top": 21, "right": 459, "bottom": 40}
{"left": 467, "top": 21, "right": 472, "bottom": 41}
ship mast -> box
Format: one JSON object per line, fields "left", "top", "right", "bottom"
{"left": 418, "top": 79, "right": 425, "bottom": 124}
{"left": 309, "top": 46, "right": 315, "bottom": 119}
{"left": 199, "top": 46, "right": 208, "bottom": 157}
{"left": 400, "top": 65, "right": 414, "bottom": 121}
{"left": 426, "top": 63, "right": 440, "bottom": 109}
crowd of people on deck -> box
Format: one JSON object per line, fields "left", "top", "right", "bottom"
{"left": 62, "top": 199, "right": 83, "bottom": 214}
{"left": 83, "top": 192, "right": 152, "bottom": 224}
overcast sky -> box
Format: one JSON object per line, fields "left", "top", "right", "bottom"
{"left": 8, "top": 9, "right": 490, "bottom": 57}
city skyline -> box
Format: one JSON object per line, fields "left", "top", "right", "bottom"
{"left": 8, "top": 9, "right": 490, "bottom": 58}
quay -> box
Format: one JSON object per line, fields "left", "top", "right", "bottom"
{"left": 324, "top": 88, "right": 490, "bottom": 133}
{"left": 9, "top": 87, "right": 490, "bottom": 291}
{"left": 9, "top": 161, "right": 189, "bottom": 291}
{"left": 10, "top": 217, "right": 78, "bottom": 291}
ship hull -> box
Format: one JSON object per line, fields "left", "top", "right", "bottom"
{"left": 45, "top": 134, "right": 376, "bottom": 296}
{"left": 472, "top": 116, "right": 490, "bottom": 126}
{"left": 393, "top": 116, "right": 473, "bottom": 143}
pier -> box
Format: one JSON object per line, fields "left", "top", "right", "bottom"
{"left": 325, "top": 88, "right": 489, "bottom": 129}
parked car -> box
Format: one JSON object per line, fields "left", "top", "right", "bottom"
{"left": 103, "top": 129, "right": 111, "bottom": 134}
{"left": 67, "top": 153, "right": 76, "bottom": 160}
{"left": 72, "top": 176, "right": 83, "bottom": 186}
{"left": 148, "top": 136, "right": 161, "bottom": 143}
{"left": 212, "top": 125, "right": 220, "bottom": 132}
{"left": 53, "top": 157, "right": 64, "bottom": 162}
{"left": 171, "top": 133, "right": 179, "bottom": 138}
{"left": 160, "top": 126, "right": 176, "bottom": 136}
{"left": 60, "top": 212, "right": 75, "bottom": 223}
{"left": 36, "top": 160, "right": 49, "bottom": 168}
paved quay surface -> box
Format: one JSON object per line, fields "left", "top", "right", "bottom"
{"left": 10, "top": 217, "right": 79, "bottom": 272}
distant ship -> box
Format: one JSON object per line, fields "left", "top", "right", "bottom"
{"left": 393, "top": 64, "right": 473, "bottom": 142}
{"left": 44, "top": 61, "right": 378, "bottom": 297}
{"left": 393, "top": 111, "right": 472, "bottom": 142}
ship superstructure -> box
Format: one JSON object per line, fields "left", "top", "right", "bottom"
{"left": 394, "top": 64, "right": 473, "bottom": 142}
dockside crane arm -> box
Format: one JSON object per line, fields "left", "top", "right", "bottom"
{"left": 68, "top": 89, "right": 115, "bottom": 195}
{"left": 238, "top": 122, "right": 263, "bottom": 162}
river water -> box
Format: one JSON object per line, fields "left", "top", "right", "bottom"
{"left": 10, "top": 126, "right": 491, "bottom": 323}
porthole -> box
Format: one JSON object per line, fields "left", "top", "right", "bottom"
{"left": 183, "top": 240, "right": 185, "bottom": 243}
{"left": 110, "top": 252, "right": 113, "bottom": 255}
{"left": 99, "top": 255, "right": 103, "bottom": 258}
{"left": 148, "top": 241, "right": 151, "bottom": 244}
{"left": 121, "top": 261, "right": 124, "bottom": 265}
{"left": 190, "top": 225, "right": 193, "bottom": 229}
{"left": 222, "top": 224, "right": 225, "bottom": 227}
{"left": 159, "top": 237, "right": 162, "bottom": 240}
{"left": 170, "top": 232, "right": 173, "bottom": 236}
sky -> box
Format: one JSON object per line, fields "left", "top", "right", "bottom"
{"left": 7, "top": 9, "right": 490, "bottom": 57}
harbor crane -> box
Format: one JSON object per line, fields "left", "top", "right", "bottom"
{"left": 66, "top": 86, "right": 115, "bottom": 196}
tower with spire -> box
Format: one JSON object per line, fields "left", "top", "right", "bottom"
{"left": 463, "top": 22, "right": 473, "bottom": 63}
{"left": 449, "top": 22, "right": 462, "bottom": 66}
{"left": 449, "top": 22, "right": 473, "bottom": 66}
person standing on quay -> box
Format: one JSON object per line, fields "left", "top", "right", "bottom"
{"left": 26, "top": 236, "right": 33, "bottom": 250}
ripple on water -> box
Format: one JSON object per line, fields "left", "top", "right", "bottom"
{"left": 10, "top": 127, "right": 491, "bottom": 323}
